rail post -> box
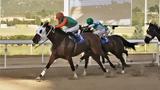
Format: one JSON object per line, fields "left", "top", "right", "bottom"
{"left": 156, "top": 43, "right": 160, "bottom": 66}
{"left": 4, "top": 44, "right": 7, "bottom": 68}
{"left": 41, "top": 44, "right": 44, "bottom": 63}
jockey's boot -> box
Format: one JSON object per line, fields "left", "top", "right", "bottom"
{"left": 101, "top": 36, "right": 109, "bottom": 44}
{"left": 67, "top": 32, "right": 80, "bottom": 42}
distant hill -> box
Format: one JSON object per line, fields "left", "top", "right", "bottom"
{"left": 1, "top": 0, "right": 63, "bottom": 17}
{"left": 1, "top": 0, "right": 159, "bottom": 17}
{"left": 132, "top": 0, "right": 159, "bottom": 12}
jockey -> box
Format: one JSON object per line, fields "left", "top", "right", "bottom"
{"left": 54, "top": 12, "right": 80, "bottom": 41}
{"left": 86, "top": 18, "right": 109, "bottom": 43}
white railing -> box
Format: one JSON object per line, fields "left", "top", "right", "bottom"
{"left": 0, "top": 39, "right": 160, "bottom": 69}
{"left": 0, "top": 40, "right": 51, "bottom": 69}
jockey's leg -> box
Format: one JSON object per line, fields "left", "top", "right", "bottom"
{"left": 65, "top": 24, "right": 79, "bottom": 33}
{"left": 65, "top": 24, "right": 80, "bottom": 41}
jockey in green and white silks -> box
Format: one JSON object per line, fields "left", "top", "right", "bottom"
{"left": 55, "top": 12, "right": 82, "bottom": 42}
{"left": 86, "top": 18, "right": 109, "bottom": 37}
{"left": 55, "top": 12, "right": 79, "bottom": 33}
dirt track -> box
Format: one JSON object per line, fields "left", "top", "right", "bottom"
{"left": 0, "top": 65, "right": 160, "bottom": 90}
{"left": 0, "top": 54, "right": 160, "bottom": 90}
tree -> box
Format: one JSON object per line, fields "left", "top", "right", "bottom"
{"left": 25, "top": 12, "right": 33, "bottom": 19}
{"left": 149, "top": 4, "right": 159, "bottom": 13}
{"left": 132, "top": 7, "right": 141, "bottom": 13}
{"left": 132, "top": 25, "right": 144, "bottom": 39}
{"left": 35, "top": 16, "right": 41, "bottom": 25}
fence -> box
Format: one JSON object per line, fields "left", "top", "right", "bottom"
{"left": 0, "top": 39, "right": 160, "bottom": 69}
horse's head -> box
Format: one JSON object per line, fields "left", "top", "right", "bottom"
{"left": 144, "top": 23, "right": 160, "bottom": 44}
{"left": 32, "top": 22, "right": 54, "bottom": 44}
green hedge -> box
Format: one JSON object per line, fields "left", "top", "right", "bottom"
{"left": 0, "top": 35, "right": 33, "bottom": 40}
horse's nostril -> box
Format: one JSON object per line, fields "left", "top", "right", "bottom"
{"left": 32, "top": 34, "right": 41, "bottom": 44}
{"left": 144, "top": 37, "right": 150, "bottom": 44}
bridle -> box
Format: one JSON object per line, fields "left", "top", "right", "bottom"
{"left": 46, "top": 25, "right": 55, "bottom": 37}
{"left": 35, "top": 25, "right": 55, "bottom": 49}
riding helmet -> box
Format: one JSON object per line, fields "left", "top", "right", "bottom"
{"left": 86, "top": 18, "right": 94, "bottom": 25}
{"left": 56, "top": 12, "right": 64, "bottom": 19}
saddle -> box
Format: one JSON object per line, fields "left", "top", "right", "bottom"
{"left": 101, "top": 36, "right": 109, "bottom": 44}
{"left": 67, "top": 32, "right": 84, "bottom": 43}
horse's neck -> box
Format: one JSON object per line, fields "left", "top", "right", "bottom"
{"left": 157, "top": 27, "right": 160, "bottom": 34}
{"left": 48, "top": 31, "right": 67, "bottom": 48}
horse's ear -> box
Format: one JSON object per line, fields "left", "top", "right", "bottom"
{"left": 145, "top": 23, "right": 150, "bottom": 25}
{"left": 43, "top": 21, "right": 49, "bottom": 27}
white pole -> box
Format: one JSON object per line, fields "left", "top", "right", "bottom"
{"left": 0, "top": 0, "right": 1, "bottom": 28}
{"left": 41, "top": 44, "right": 44, "bottom": 63}
{"left": 159, "top": 0, "right": 160, "bottom": 25}
{"left": 4, "top": 44, "right": 7, "bottom": 68}
{"left": 131, "top": 0, "right": 133, "bottom": 26}
{"left": 144, "top": 0, "right": 147, "bottom": 27}
{"left": 64, "top": 0, "right": 69, "bottom": 16}
{"left": 30, "top": 44, "right": 33, "bottom": 55}
{"left": 156, "top": 43, "right": 159, "bottom": 66}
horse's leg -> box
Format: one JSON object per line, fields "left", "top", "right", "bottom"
{"left": 116, "top": 53, "right": 129, "bottom": 74}
{"left": 67, "top": 57, "right": 78, "bottom": 79}
{"left": 91, "top": 55, "right": 106, "bottom": 73}
{"left": 83, "top": 55, "right": 89, "bottom": 76}
{"left": 36, "top": 53, "right": 56, "bottom": 81}
{"left": 104, "top": 55, "right": 116, "bottom": 70}
{"left": 124, "top": 50, "right": 128, "bottom": 56}
{"left": 75, "top": 53, "right": 85, "bottom": 69}
{"left": 102, "top": 56, "right": 106, "bottom": 64}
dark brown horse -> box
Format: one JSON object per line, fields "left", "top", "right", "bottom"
{"left": 78, "top": 26, "right": 138, "bottom": 75}
{"left": 144, "top": 23, "right": 160, "bottom": 44}
{"left": 32, "top": 22, "right": 107, "bottom": 81}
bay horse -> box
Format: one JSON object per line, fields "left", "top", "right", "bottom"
{"left": 32, "top": 22, "right": 107, "bottom": 81}
{"left": 78, "top": 25, "right": 138, "bottom": 75}
{"left": 144, "top": 23, "right": 160, "bottom": 44}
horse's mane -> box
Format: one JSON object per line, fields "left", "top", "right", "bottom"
{"left": 54, "top": 28, "right": 68, "bottom": 36}
{"left": 46, "top": 24, "right": 67, "bottom": 36}
{"left": 153, "top": 23, "right": 160, "bottom": 34}
{"left": 42, "top": 21, "right": 68, "bottom": 36}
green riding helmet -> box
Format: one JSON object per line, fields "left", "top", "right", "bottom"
{"left": 86, "top": 18, "right": 94, "bottom": 25}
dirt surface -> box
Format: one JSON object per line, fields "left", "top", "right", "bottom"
{"left": 0, "top": 54, "right": 160, "bottom": 90}
{"left": 0, "top": 64, "right": 160, "bottom": 90}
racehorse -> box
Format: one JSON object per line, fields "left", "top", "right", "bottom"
{"left": 78, "top": 25, "right": 138, "bottom": 75}
{"left": 32, "top": 22, "right": 107, "bottom": 81}
{"left": 144, "top": 23, "right": 160, "bottom": 44}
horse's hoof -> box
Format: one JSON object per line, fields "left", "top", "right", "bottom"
{"left": 82, "top": 72, "right": 87, "bottom": 76}
{"left": 121, "top": 70, "right": 125, "bottom": 74}
{"left": 68, "top": 77, "right": 78, "bottom": 80}
{"left": 36, "top": 76, "right": 42, "bottom": 82}
{"left": 106, "top": 69, "right": 109, "bottom": 73}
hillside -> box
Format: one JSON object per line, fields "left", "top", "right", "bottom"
{"left": 1, "top": 0, "right": 63, "bottom": 17}
{"left": 1, "top": 0, "right": 159, "bottom": 17}
{"left": 132, "top": 0, "right": 159, "bottom": 11}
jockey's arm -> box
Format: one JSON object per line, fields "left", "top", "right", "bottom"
{"left": 55, "top": 18, "right": 67, "bottom": 29}
{"left": 88, "top": 24, "right": 95, "bottom": 28}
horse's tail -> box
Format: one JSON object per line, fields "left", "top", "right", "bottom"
{"left": 116, "top": 35, "right": 138, "bottom": 50}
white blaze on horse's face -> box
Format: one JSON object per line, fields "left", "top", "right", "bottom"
{"left": 36, "top": 26, "right": 47, "bottom": 40}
